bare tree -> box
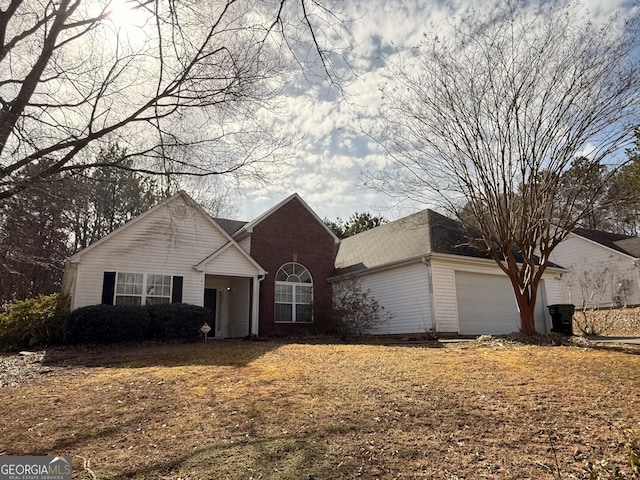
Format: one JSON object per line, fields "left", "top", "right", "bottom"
{"left": 176, "top": 175, "right": 240, "bottom": 219}
{"left": 331, "top": 277, "right": 392, "bottom": 339}
{"left": 564, "top": 260, "right": 632, "bottom": 335}
{"left": 0, "top": 0, "right": 347, "bottom": 201}
{"left": 63, "top": 143, "right": 161, "bottom": 252}
{"left": 368, "top": 1, "right": 640, "bottom": 334}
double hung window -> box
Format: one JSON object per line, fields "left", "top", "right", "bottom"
{"left": 115, "top": 273, "right": 172, "bottom": 305}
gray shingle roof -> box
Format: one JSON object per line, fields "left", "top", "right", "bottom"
{"left": 213, "top": 218, "right": 248, "bottom": 236}
{"left": 573, "top": 228, "right": 640, "bottom": 258}
{"left": 334, "top": 209, "right": 490, "bottom": 275}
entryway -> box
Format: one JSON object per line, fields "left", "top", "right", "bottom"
{"left": 204, "top": 288, "right": 217, "bottom": 336}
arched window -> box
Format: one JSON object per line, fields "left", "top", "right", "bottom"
{"left": 275, "top": 262, "right": 313, "bottom": 323}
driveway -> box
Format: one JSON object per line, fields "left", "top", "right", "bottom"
{"left": 587, "top": 336, "right": 640, "bottom": 345}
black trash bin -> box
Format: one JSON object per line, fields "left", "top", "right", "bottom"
{"left": 548, "top": 304, "right": 575, "bottom": 335}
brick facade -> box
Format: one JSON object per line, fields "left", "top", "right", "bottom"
{"left": 249, "top": 197, "right": 337, "bottom": 336}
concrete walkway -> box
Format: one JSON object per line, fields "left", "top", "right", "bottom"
{"left": 587, "top": 336, "right": 640, "bottom": 345}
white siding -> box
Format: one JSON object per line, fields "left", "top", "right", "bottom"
{"left": 535, "top": 280, "right": 549, "bottom": 333}
{"left": 238, "top": 236, "right": 251, "bottom": 253}
{"left": 534, "top": 277, "right": 564, "bottom": 334}
{"left": 71, "top": 198, "right": 259, "bottom": 310}
{"left": 345, "top": 261, "right": 433, "bottom": 334}
{"left": 430, "top": 260, "right": 459, "bottom": 333}
{"left": 333, "top": 257, "right": 563, "bottom": 336}
{"left": 201, "top": 245, "right": 260, "bottom": 277}
{"left": 550, "top": 235, "right": 640, "bottom": 308}
{"left": 544, "top": 276, "right": 564, "bottom": 305}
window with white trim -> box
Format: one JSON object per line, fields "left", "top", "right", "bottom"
{"left": 115, "top": 272, "right": 172, "bottom": 305}
{"left": 275, "top": 263, "right": 313, "bottom": 323}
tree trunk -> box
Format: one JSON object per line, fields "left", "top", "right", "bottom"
{"left": 514, "top": 288, "right": 537, "bottom": 335}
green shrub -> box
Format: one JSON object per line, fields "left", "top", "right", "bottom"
{"left": 64, "top": 303, "right": 210, "bottom": 345}
{"left": 64, "top": 304, "right": 151, "bottom": 345}
{"left": 147, "top": 303, "right": 209, "bottom": 341}
{"left": 0, "top": 294, "right": 70, "bottom": 351}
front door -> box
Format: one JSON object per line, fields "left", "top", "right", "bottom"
{"left": 204, "top": 288, "right": 217, "bottom": 333}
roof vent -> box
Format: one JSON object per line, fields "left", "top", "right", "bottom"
{"left": 173, "top": 204, "right": 187, "bottom": 218}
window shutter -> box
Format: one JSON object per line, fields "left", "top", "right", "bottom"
{"left": 101, "top": 272, "right": 116, "bottom": 305}
{"left": 171, "top": 276, "right": 183, "bottom": 303}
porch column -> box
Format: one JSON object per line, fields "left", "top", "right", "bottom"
{"left": 251, "top": 275, "right": 260, "bottom": 336}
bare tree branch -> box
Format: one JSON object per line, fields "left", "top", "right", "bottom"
{"left": 0, "top": 0, "right": 348, "bottom": 201}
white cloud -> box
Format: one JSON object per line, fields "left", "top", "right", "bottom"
{"left": 234, "top": 0, "right": 639, "bottom": 223}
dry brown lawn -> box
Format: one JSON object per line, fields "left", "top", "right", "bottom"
{"left": 1, "top": 339, "right": 639, "bottom": 479}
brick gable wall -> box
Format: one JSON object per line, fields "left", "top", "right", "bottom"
{"left": 249, "top": 197, "right": 337, "bottom": 336}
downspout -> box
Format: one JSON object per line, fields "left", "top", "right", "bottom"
{"left": 421, "top": 256, "right": 436, "bottom": 333}
{"left": 634, "top": 260, "right": 640, "bottom": 305}
{"left": 250, "top": 274, "right": 266, "bottom": 337}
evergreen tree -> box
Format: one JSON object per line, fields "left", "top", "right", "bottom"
{"left": 324, "top": 212, "right": 387, "bottom": 239}
{"left": 0, "top": 177, "right": 70, "bottom": 305}
{"left": 65, "top": 145, "right": 160, "bottom": 252}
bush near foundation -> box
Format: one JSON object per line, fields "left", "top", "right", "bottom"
{"left": 331, "top": 278, "right": 392, "bottom": 339}
{"left": 64, "top": 303, "right": 210, "bottom": 345}
{"left": 0, "top": 294, "right": 70, "bottom": 351}
{"left": 64, "top": 304, "right": 151, "bottom": 345}
{"left": 147, "top": 303, "right": 209, "bottom": 342}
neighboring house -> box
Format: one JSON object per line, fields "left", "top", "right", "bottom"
{"left": 549, "top": 228, "right": 640, "bottom": 309}
{"left": 62, "top": 192, "right": 339, "bottom": 338}
{"left": 331, "top": 210, "right": 565, "bottom": 335}
{"left": 62, "top": 193, "right": 565, "bottom": 337}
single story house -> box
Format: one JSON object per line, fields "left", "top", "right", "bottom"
{"left": 549, "top": 228, "right": 640, "bottom": 309}
{"left": 62, "top": 193, "right": 565, "bottom": 337}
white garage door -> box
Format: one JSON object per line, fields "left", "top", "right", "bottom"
{"left": 455, "top": 272, "right": 547, "bottom": 335}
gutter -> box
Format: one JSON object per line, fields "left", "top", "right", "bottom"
{"left": 328, "top": 254, "right": 430, "bottom": 282}
{"left": 329, "top": 251, "right": 567, "bottom": 282}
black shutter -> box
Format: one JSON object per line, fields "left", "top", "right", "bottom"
{"left": 171, "top": 276, "right": 183, "bottom": 303}
{"left": 101, "top": 272, "right": 116, "bottom": 305}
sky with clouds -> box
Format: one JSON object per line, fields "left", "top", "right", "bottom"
{"left": 231, "top": 0, "right": 636, "bottom": 223}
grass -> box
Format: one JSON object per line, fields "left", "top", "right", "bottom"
{"left": 1, "top": 339, "right": 639, "bottom": 479}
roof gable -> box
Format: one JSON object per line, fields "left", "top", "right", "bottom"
{"left": 234, "top": 193, "right": 340, "bottom": 243}
{"left": 67, "top": 192, "right": 248, "bottom": 264}
{"left": 67, "top": 192, "right": 190, "bottom": 261}
{"left": 194, "top": 241, "right": 265, "bottom": 275}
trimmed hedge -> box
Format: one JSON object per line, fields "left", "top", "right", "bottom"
{"left": 64, "top": 304, "right": 151, "bottom": 345}
{"left": 64, "top": 303, "right": 210, "bottom": 345}
{"left": 0, "top": 294, "right": 70, "bottom": 351}
{"left": 147, "top": 303, "right": 209, "bottom": 342}
{"left": 0, "top": 296, "right": 210, "bottom": 349}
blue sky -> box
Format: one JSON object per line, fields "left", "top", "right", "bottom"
{"left": 232, "top": 0, "right": 636, "bottom": 223}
